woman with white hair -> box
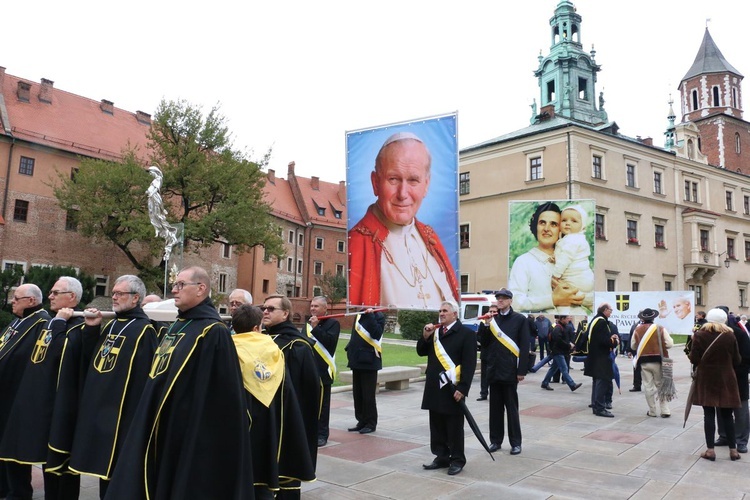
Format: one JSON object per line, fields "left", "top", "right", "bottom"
{"left": 690, "top": 308, "right": 742, "bottom": 461}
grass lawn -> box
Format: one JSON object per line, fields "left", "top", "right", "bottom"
{"left": 332, "top": 342, "right": 425, "bottom": 387}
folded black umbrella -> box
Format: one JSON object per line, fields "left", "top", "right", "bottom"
{"left": 441, "top": 373, "right": 494, "bottom": 461}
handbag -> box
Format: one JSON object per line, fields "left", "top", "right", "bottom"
{"left": 656, "top": 328, "right": 677, "bottom": 402}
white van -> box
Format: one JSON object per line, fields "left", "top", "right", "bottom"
{"left": 459, "top": 293, "right": 495, "bottom": 332}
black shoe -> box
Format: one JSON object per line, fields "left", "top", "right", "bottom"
{"left": 359, "top": 426, "right": 375, "bottom": 434}
{"left": 317, "top": 437, "right": 327, "bottom": 447}
{"left": 476, "top": 396, "right": 487, "bottom": 401}
{"left": 348, "top": 425, "right": 363, "bottom": 432}
{"left": 541, "top": 385, "right": 554, "bottom": 391}
{"left": 571, "top": 383, "right": 582, "bottom": 392}
{"left": 629, "top": 387, "right": 641, "bottom": 392}
{"left": 488, "top": 442, "right": 500, "bottom": 452}
{"left": 715, "top": 438, "right": 729, "bottom": 446}
{"left": 447, "top": 463, "right": 463, "bottom": 475}
{"left": 510, "top": 445, "right": 522, "bottom": 455}
{"left": 738, "top": 444, "right": 748, "bottom": 453}
{"left": 588, "top": 404, "right": 593, "bottom": 408}
{"left": 595, "top": 410, "right": 615, "bottom": 418}
{"left": 605, "top": 403, "right": 613, "bottom": 410}
{"left": 423, "top": 460, "right": 449, "bottom": 470}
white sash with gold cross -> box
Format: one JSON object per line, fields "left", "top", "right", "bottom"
{"left": 489, "top": 317, "right": 520, "bottom": 366}
{"left": 306, "top": 323, "right": 336, "bottom": 380}
{"left": 433, "top": 326, "right": 461, "bottom": 388}
{"left": 354, "top": 314, "right": 382, "bottom": 358}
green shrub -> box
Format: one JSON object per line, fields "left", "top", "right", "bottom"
{"left": 398, "top": 309, "right": 438, "bottom": 340}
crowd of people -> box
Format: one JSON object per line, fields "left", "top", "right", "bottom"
{"left": 3, "top": 267, "right": 748, "bottom": 498}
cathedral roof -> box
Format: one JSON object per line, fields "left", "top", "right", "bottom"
{"left": 682, "top": 29, "right": 743, "bottom": 82}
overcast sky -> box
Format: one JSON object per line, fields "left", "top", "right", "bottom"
{"left": 4, "top": 1, "right": 748, "bottom": 182}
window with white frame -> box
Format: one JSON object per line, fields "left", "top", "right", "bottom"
{"left": 95, "top": 275, "right": 109, "bottom": 297}
{"left": 315, "top": 237, "right": 324, "bottom": 250}
{"left": 336, "top": 264, "right": 345, "bottom": 276}
{"left": 221, "top": 242, "right": 231, "bottom": 259}
{"left": 689, "top": 285, "right": 703, "bottom": 306}
{"left": 626, "top": 163, "right": 636, "bottom": 188}
{"left": 595, "top": 213, "right": 605, "bottom": 239}
{"left": 460, "top": 224, "right": 470, "bottom": 249}
{"left": 459, "top": 172, "right": 470, "bottom": 195}
{"left": 529, "top": 156, "right": 542, "bottom": 180}
{"left": 337, "top": 240, "right": 345, "bottom": 253}
{"left": 287, "top": 257, "right": 293, "bottom": 272}
{"left": 312, "top": 286, "right": 322, "bottom": 297}
{"left": 740, "top": 283, "right": 748, "bottom": 308}
{"left": 297, "top": 233, "right": 304, "bottom": 247}
{"left": 728, "top": 237, "right": 736, "bottom": 259}
{"left": 218, "top": 273, "right": 228, "bottom": 293}
{"left": 297, "top": 259, "right": 303, "bottom": 274}
{"left": 314, "top": 261, "right": 323, "bottom": 275}
{"left": 726, "top": 190, "right": 735, "bottom": 211}
{"left": 460, "top": 275, "right": 469, "bottom": 293}
{"left": 288, "top": 230, "right": 294, "bottom": 243}
{"left": 653, "top": 170, "right": 663, "bottom": 194}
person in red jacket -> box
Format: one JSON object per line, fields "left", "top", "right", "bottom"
{"left": 348, "top": 132, "right": 458, "bottom": 309}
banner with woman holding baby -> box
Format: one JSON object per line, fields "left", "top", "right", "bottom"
{"left": 507, "top": 199, "right": 596, "bottom": 315}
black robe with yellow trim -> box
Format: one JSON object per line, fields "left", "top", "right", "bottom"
{"left": 69, "top": 306, "right": 157, "bottom": 479}
{"left": 45, "top": 315, "right": 88, "bottom": 473}
{"left": 267, "top": 320, "right": 321, "bottom": 472}
{"left": 233, "top": 332, "right": 315, "bottom": 493}
{"left": 0, "top": 311, "right": 76, "bottom": 465}
{"left": 0, "top": 305, "right": 51, "bottom": 442}
{"left": 104, "top": 298, "right": 253, "bottom": 500}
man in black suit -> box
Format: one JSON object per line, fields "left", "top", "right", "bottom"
{"left": 417, "top": 300, "right": 476, "bottom": 476}
{"left": 345, "top": 308, "right": 386, "bottom": 434}
{"left": 479, "top": 288, "right": 531, "bottom": 456}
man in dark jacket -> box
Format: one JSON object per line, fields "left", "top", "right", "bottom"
{"left": 715, "top": 310, "right": 750, "bottom": 453}
{"left": 346, "top": 309, "right": 385, "bottom": 434}
{"left": 476, "top": 304, "right": 498, "bottom": 401}
{"left": 305, "top": 296, "right": 340, "bottom": 447}
{"left": 583, "top": 303, "right": 619, "bottom": 417}
{"left": 478, "top": 288, "right": 530, "bottom": 455}
{"left": 541, "top": 315, "right": 582, "bottom": 392}
{"left": 417, "top": 300, "right": 476, "bottom": 476}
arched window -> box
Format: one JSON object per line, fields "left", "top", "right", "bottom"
{"left": 732, "top": 87, "right": 738, "bottom": 108}
{"left": 713, "top": 87, "right": 720, "bottom": 107}
{"left": 737, "top": 133, "right": 741, "bottom": 154}
{"left": 692, "top": 90, "right": 699, "bottom": 111}
{"left": 688, "top": 139, "right": 694, "bottom": 160}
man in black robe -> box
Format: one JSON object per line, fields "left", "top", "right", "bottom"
{"left": 345, "top": 309, "right": 386, "bottom": 434}
{"left": 0, "top": 277, "right": 83, "bottom": 500}
{"left": 105, "top": 266, "right": 252, "bottom": 500}
{"left": 417, "top": 300, "right": 476, "bottom": 476}
{"left": 0, "top": 283, "right": 51, "bottom": 499}
{"left": 232, "top": 304, "right": 315, "bottom": 500}
{"left": 69, "top": 275, "right": 157, "bottom": 498}
{"left": 305, "top": 296, "right": 340, "bottom": 447}
{"left": 262, "top": 294, "right": 320, "bottom": 499}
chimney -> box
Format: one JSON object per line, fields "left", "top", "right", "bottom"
{"left": 17, "top": 81, "right": 30, "bottom": 102}
{"left": 267, "top": 169, "right": 276, "bottom": 184}
{"left": 642, "top": 137, "right": 653, "bottom": 146}
{"left": 287, "top": 161, "right": 295, "bottom": 177}
{"left": 311, "top": 176, "right": 319, "bottom": 190}
{"left": 38, "top": 78, "right": 53, "bottom": 103}
{"left": 135, "top": 110, "right": 151, "bottom": 125}
{"left": 100, "top": 99, "right": 114, "bottom": 115}
{"left": 338, "top": 181, "right": 346, "bottom": 205}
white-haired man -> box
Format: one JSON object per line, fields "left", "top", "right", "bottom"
{"left": 418, "top": 300, "right": 476, "bottom": 476}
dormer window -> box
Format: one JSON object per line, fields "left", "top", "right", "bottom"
{"left": 333, "top": 210, "right": 342, "bottom": 219}
{"left": 317, "top": 206, "right": 325, "bottom": 216}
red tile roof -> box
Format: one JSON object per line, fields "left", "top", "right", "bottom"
{"left": 294, "top": 175, "right": 347, "bottom": 228}
{"left": 0, "top": 69, "right": 150, "bottom": 161}
{"left": 263, "top": 175, "right": 304, "bottom": 224}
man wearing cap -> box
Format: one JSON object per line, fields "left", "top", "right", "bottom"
{"left": 631, "top": 308, "right": 673, "bottom": 418}
{"left": 583, "top": 303, "right": 619, "bottom": 417}
{"left": 478, "top": 288, "right": 530, "bottom": 455}
{"left": 348, "top": 132, "right": 459, "bottom": 310}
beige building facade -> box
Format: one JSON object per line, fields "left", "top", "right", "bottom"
{"left": 459, "top": 1, "right": 750, "bottom": 315}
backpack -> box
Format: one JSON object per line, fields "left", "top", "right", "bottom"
{"left": 572, "top": 318, "right": 595, "bottom": 355}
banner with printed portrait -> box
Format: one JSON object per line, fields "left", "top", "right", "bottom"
{"left": 346, "top": 113, "right": 459, "bottom": 311}
{"left": 594, "top": 291, "right": 696, "bottom": 335}
{"left": 507, "top": 199, "right": 596, "bottom": 315}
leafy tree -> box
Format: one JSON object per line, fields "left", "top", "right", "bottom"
{"left": 315, "top": 271, "right": 347, "bottom": 304}
{"left": 54, "top": 99, "right": 284, "bottom": 290}
{"left": 23, "top": 265, "right": 96, "bottom": 309}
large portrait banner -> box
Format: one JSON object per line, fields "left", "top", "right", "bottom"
{"left": 507, "top": 199, "right": 596, "bottom": 315}
{"left": 346, "top": 113, "right": 459, "bottom": 310}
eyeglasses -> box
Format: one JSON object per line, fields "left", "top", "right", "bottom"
{"left": 229, "top": 301, "right": 244, "bottom": 307}
{"left": 171, "top": 281, "right": 201, "bottom": 291}
{"left": 260, "top": 305, "right": 279, "bottom": 313}
{"left": 12, "top": 296, "right": 31, "bottom": 301}
{"left": 49, "top": 290, "right": 74, "bottom": 297}
{"left": 112, "top": 291, "right": 136, "bottom": 299}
